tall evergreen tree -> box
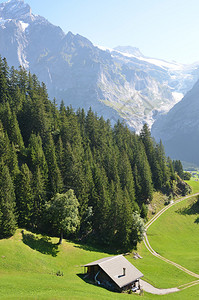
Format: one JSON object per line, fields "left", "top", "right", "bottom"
{"left": 91, "top": 164, "right": 111, "bottom": 242}
{"left": 119, "top": 150, "right": 135, "bottom": 202}
{"left": 173, "top": 160, "right": 184, "bottom": 179}
{"left": 31, "top": 167, "right": 46, "bottom": 228}
{"left": 28, "top": 133, "right": 48, "bottom": 180}
{"left": 0, "top": 56, "right": 9, "bottom": 103}
{"left": 0, "top": 161, "right": 17, "bottom": 238}
{"left": 0, "top": 102, "right": 24, "bottom": 150}
{"left": 15, "top": 164, "right": 33, "bottom": 228}
{"left": 44, "top": 133, "right": 63, "bottom": 196}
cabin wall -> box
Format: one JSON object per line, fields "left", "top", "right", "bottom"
{"left": 86, "top": 266, "right": 120, "bottom": 291}
{"left": 87, "top": 265, "right": 100, "bottom": 279}
{"left": 122, "top": 279, "right": 140, "bottom": 292}
{"left": 86, "top": 265, "right": 141, "bottom": 293}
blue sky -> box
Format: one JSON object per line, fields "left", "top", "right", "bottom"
{"left": 2, "top": 0, "right": 199, "bottom": 64}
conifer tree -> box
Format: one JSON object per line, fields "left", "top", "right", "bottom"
{"left": 167, "top": 157, "right": 176, "bottom": 181}
{"left": 56, "top": 136, "right": 65, "bottom": 175}
{"left": 173, "top": 160, "right": 184, "bottom": 179}
{"left": 0, "top": 102, "right": 24, "bottom": 150}
{"left": 119, "top": 150, "right": 135, "bottom": 202}
{"left": 44, "top": 133, "right": 63, "bottom": 196}
{"left": 8, "top": 143, "right": 20, "bottom": 181}
{"left": 28, "top": 133, "right": 48, "bottom": 180}
{"left": 85, "top": 108, "right": 98, "bottom": 149}
{"left": 0, "top": 161, "right": 17, "bottom": 238}
{"left": 0, "top": 121, "right": 11, "bottom": 166}
{"left": 108, "top": 180, "right": 124, "bottom": 245}
{"left": 62, "top": 142, "right": 88, "bottom": 217}
{"left": 0, "top": 56, "right": 8, "bottom": 103}
{"left": 134, "top": 142, "right": 153, "bottom": 204}
{"left": 133, "top": 164, "right": 142, "bottom": 202}
{"left": 114, "top": 188, "right": 133, "bottom": 250}
{"left": 18, "top": 66, "right": 28, "bottom": 94}
{"left": 32, "top": 167, "right": 46, "bottom": 228}
{"left": 16, "top": 164, "right": 33, "bottom": 228}
{"left": 92, "top": 164, "right": 111, "bottom": 242}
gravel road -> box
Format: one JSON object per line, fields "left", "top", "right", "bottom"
{"left": 140, "top": 279, "right": 179, "bottom": 295}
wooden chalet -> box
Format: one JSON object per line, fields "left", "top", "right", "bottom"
{"left": 84, "top": 255, "right": 143, "bottom": 292}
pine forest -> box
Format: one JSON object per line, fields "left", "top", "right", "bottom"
{"left": 0, "top": 57, "right": 190, "bottom": 251}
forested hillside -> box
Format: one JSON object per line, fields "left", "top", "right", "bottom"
{"left": 0, "top": 57, "right": 189, "bottom": 250}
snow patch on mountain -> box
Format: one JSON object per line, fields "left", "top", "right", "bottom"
{"left": 114, "top": 46, "right": 144, "bottom": 57}
{"left": 172, "top": 92, "right": 183, "bottom": 103}
{"left": 113, "top": 48, "right": 185, "bottom": 71}
{"left": 19, "top": 20, "right": 29, "bottom": 31}
{"left": 142, "top": 57, "right": 184, "bottom": 71}
{"left": 0, "top": 17, "right": 9, "bottom": 27}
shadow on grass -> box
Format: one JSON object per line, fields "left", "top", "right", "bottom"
{"left": 194, "top": 217, "right": 199, "bottom": 224}
{"left": 176, "top": 196, "right": 199, "bottom": 224}
{"left": 74, "top": 243, "right": 119, "bottom": 255}
{"left": 77, "top": 273, "right": 98, "bottom": 288}
{"left": 77, "top": 273, "right": 97, "bottom": 285}
{"left": 22, "top": 232, "right": 59, "bottom": 257}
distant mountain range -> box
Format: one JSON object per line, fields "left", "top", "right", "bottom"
{"left": 1, "top": 0, "right": 199, "bottom": 164}
{"left": 1, "top": 0, "right": 199, "bottom": 133}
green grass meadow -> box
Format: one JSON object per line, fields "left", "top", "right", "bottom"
{"left": 1, "top": 187, "right": 199, "bottom": 299}
{"left": 147, "top": 196, "right": 199, "bottom": 273}
{"left": 186, "top": 177, "right": 199, "bottom": 194}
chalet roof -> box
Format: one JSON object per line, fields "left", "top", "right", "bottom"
{"left": 84, "top": 255, "right": 143, "bottom": 289}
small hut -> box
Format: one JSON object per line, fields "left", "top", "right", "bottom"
{"left": 84, "top": 255, "right": 143, "bottom": 292}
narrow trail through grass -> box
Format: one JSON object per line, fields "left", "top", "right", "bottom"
{"left": 144, "top": 192, "right": 199, "bottom": 291}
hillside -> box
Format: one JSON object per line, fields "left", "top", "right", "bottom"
{"left": 152, "top": 79, "right": 199, "bottom": 165}
{"left": 1, "top": 193, "right": 199, "bottom": 299}
{"left": 147, "top": 196, "right": 199, "bottom": 274}
{"left": 0, "top": 0, "right": 199, "bottom": 131}
{"left": 0, "top": 58, "right": 190, "bottom": 252}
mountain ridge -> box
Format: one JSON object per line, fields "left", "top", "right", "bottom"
{"left": 0, "top": 0, "right": 199, "bottom": 131}
{"left": 152, "top": 78, "right": 199, "bottom": 165}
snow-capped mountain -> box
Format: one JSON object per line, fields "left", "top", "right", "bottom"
{"left": 114, "top": 46, "right": 144, "bottom": 57}
{"left": 0, "top": 0, "right": 199, "bottom": 131}
{"left": 0, "top": 0, "right": 32, "bottom": 21}
{"left": 97, "top": 45, "right": 199, "bottom": 130}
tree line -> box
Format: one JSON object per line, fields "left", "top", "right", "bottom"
{"left": 0, "top": 57, "right": 189, "bottom": 250}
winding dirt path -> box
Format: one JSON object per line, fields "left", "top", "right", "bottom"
{"left": 140, "top": 279, "right": 179, "bottom": 295}
{"left": 143, "top": 192, "right": 199, "bottom": 292}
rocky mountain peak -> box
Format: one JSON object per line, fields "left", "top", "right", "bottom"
{"left": 0, "top": 0, "right": 198, "bottom": 138}
{"left": 114, "top": 45, "right": 144, "bottom": 57}
{"left": 0, "top": 0, "right": 32, "bottom": 22}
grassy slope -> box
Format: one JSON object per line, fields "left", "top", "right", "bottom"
{"left": 147, "top": 191, "right": 167, "bottom": 219}
{"left": 0, "top": 229, "right": 197, "bottom": 300}
{"left": 1, "top": 183, "right": 199, "bottom": 299}
{"left": 147, "top": 195, "right": 199, "bottom": 274}
{"left": 0, "top": 230, "right": 119, "bottom": 300}
{"left": 185, "top": 179, "right": 199, "bottom": 194}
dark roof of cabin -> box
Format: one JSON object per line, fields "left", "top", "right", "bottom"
{"left": 84, "top": 255, "right": 143, "bottom": 288}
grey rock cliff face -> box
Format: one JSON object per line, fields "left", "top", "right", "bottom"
{"left": 1, "top": 0, "right": 32, "bottom": 22}
{"left": 0, "top": 0, "right": 198, "bottom": 131}
{"left": 152, "top": 79, "right": 199, "bottom": 164}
